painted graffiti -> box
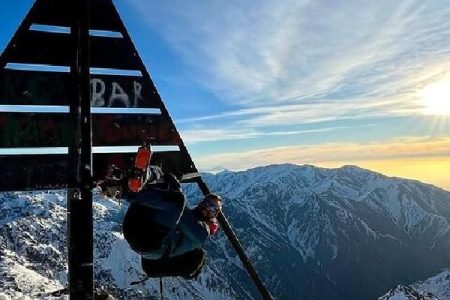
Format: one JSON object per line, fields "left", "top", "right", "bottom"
{"left": 91, "top": 77, "right": 142, "bottom": 108}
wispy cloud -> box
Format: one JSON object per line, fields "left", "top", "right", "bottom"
{"left": 129, "top": 0, "right": 450, "bottom": 132}
{"left": 192, "top": 136, "right": 450, "bottom": 171}
{"left": 180, "top": 126, "right": 344, "bottom": 144}
{"left": 130, "top": 1, "right": 450, "bottom": 100}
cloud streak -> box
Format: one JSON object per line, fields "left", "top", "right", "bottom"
{"left": 193, "top": 136, "right": 450, "bottom": 171}
{"left": 180, "top": 126, "right": 346, "bottom": 144}
{"left": 129, "top": 0, "right": 450, "bottom": 134}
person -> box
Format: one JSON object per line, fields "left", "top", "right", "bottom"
{"left": 124, "top": 180, "right": 222, "bottom": 279}
{"left": 101, "top": 145, "right": 222, "bottom": 279}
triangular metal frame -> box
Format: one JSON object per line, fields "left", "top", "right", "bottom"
{"left": 0, "top": 0, "right": 272, "bottom": 299}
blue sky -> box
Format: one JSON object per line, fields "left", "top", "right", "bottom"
{"left": 1, "top": 0, "right": 450, "bottom": 188}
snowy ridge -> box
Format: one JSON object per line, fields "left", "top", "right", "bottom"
{"left": 1, "top": 164, "right": 450, "bottom": 299}
{"left": 379, "top": 269, "right": 450, "bottom": 299}
{"left": 204, "top": 164, "right": 450, "bottom": 250}
{"left": 378, "top": 285, "right": 439, "bottom": 300}
{"left": 412, "top": 269, "right": 450, "bottom": 300}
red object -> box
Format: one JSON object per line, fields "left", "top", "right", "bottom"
{"left": 135, "top": 146, "right": 152, "bottom": 170}
{"left": 207, "top": 221, "right": 219, "bottom": 235}
{"left": 127, "top": 143, "right": 152, "bottom": 193}
{"left": 128, "top": 178, "right": 142, "bottom": 193}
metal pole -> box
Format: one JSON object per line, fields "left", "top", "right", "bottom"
{"left": 68, "top": 0, "right": 93, "bottom": 299}
{"left": 196, "top": 179, "right": 273, "bottom": 300}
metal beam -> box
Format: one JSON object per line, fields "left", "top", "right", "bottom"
{"left": 67, "top": 0, "right": 93, "bottom": 299}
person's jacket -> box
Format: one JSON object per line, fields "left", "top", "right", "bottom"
{"left": 128, "top": 187, "right": 210, "bottom": 260}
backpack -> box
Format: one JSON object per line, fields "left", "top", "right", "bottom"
{"left": 123, "top": 186, "right": 186, "bottom": 254}
{"left": 123, "top": 182, "right": 208, "bottom": 278}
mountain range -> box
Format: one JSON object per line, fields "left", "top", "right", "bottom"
{"left": 1, "top": 164, "right": 450, "bottom": 299}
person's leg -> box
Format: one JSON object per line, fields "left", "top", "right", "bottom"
{"left": 140, "top": 249, "right": 205, "bottom": 279}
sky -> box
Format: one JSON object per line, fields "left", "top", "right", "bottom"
{"left": 1, "top": 0, "right": 450, "bottom": 190}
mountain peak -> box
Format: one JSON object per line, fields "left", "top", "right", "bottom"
{"left": 379, "top": 285, "right": 439, "bottom": 300}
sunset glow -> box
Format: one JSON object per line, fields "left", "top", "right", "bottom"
{"left": 420, "top": 79, "right": 450, "bottom": 115}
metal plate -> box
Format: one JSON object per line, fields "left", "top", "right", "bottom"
{"left": 5, "top": 30, "right": 73, "bottom": 66}
{"left": 0, "top": 154, "right": 71, "bottom": 191}
{"left": 90, "top": 0, "right": 124, "bottom": 32}
{"left": 151, "top": 151, "right": 198, "bottom": 179}
{"left": 30, "top": 0, "right": 123, "bottom": 32}
{"left": 0, "top": 70, "right": 72, "bottom": 105}
{"left": 0, "top": 113, "right": 74, "bottom": 147}
{"left": 30, "top": 0, "right": 75, "bottom": 29}
{"left": 93, "top": 114, "right": 181, "bottom": 146}
{"left": 90, "top": 35, "right": 141, "bottom": 70}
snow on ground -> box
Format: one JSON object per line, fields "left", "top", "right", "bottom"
{"left": 378, "top": 284, "right": 439, "bottom": 300}
{"left": 413, "top": 269, "right": 450, "bottom": 300}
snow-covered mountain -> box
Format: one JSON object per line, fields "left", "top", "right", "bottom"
{"left": 379, "top": 285, "right": 439, "bottom": 300}
{"left": 0, "top": 192, "right": 232, "bottom": 300}
{"left": 412, "top": 269, "right": 450, "bottom": 299}
{"left": 1, "top": 164, "right": 450, "bottom": 299}
{"left": 379, "top": 269, "right": 450, "bottom": 299}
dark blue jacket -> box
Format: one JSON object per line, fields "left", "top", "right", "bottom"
{"left": 128, "top": 188, "right": 209, "bottom": 260}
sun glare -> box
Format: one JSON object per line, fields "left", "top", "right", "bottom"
{"left": 419, "top": 79, "right": 450, "bottom": 115}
